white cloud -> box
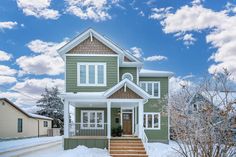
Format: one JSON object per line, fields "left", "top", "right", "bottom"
{"left": 0, "top": 76, "right": 17, "bottom": 85}
{"left": 16, "top": 0, "right": 60, "bottom": 20}
{"left": 150, "top": 5, "right": 236, "bottom": 82}
{"left": 0, "top": 50, "right": 12, "bottom": 61}
{"left": 149, "top": 7, "right": 172, "bottom": 20}
{"left": 177, "top": 33, "right": 197, "bottom": 46}
{"left": 0, "top": 78, "right": 64, "bottom": 112}
{"left": 65, "top": 0, "right": 119, "bottom": 21}
{"left": 0, "top": 21, "right": 17, "bottom": 30}
{"left": 192, "top": 0, "right": 204, "bottom": 5}
{"left": 0, "top": 65, "right": 17, "bottom": 76}
{"left": 16, "top": 39, "right": 67, "bottom": 76}
{"left": 144, "top": 55, "right": 167, "bottom": 61}
{"left": 139, "top": 11, "right": 145, "bottom": 17}
{"left": 130, "top": 47, "right": 143, "bottom": 59}
{"left": 226, "top": 2, "right": 236, "bottom": 13}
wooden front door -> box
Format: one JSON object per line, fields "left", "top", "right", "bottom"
{"left": 122, "top": 113, "right": 132, "bottom": 135}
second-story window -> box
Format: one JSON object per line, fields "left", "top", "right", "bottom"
{"left": 77, "top": 63, "right": 106, "bottom": 86}
{"left": 139, "top": 81, "right": 160, "bottom": 98}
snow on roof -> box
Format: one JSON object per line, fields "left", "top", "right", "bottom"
{"left": 139, "top": 69, "right": 174, "bottom": 77}
{"left": 28, "top": 113, "right": 53, "bottom": 120}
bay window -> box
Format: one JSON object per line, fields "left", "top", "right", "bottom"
{"left": 77, "top": 63, "right": 106, "bottom": 86}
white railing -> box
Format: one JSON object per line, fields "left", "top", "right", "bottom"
{"left": 69, "top": 123, "right": 107, "bottom": 137}
{"left": 141, "top": 128, "right": 149, "bottom": 155}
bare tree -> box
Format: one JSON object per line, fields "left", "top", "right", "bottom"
{"left": 170, "top": 69, "right": 236, "bottom": 157}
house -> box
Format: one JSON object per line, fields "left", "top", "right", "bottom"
{"left": 0, "top": 98, "right": 52, "bottom": 139}
{"left": 58, "top": 28, "right": 173, "bottom": 152}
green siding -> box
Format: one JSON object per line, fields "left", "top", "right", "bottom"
{"left": 140, "top": 77, "right": 169, "bottom": 143}
{"left": 64, "top": 138, "right": 108, "bottom": 150}
{"left": 111, "top": 108, "right": 121, "bottom": 129}
{"left": 66, "top": 56, "right": 118, "bottom": 92}
{"left": 119, "top": 67, "right": 137, "bottom": 84}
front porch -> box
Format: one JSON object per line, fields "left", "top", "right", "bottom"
{"left": 63, "top": 99, "right": 146, "bottom": 149}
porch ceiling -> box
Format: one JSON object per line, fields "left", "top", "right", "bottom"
{"left": 71, "top": 101, "right": 138, "bottom": 108}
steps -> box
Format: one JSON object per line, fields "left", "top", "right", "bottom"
{"left": 109, "top": 138, "right": 148, "bottom": 157}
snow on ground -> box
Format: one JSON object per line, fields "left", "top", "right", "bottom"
{"left": 24, "top": 145, "right": 110, "bottom": 157}
{"left": 145, "top": 141, "right": 181, "bottom": 157}
{"left": 0, "top": 136, "right": 61, "bottom": 153}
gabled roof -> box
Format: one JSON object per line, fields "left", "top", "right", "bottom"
{"left": 104, "top": 78, "right": 150, "bottom": 99}
{"left": 0, "top": 98, "right": 53, "bottom": 120}
{"left": 57, "top": 28, "right": 142, "bottom": 66}
{"left": 139, "top": 69, "right": 174, "bottom": 77}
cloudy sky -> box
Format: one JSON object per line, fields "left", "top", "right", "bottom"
{"left": 0, "top": 0, "right": 236, "bottom": 112}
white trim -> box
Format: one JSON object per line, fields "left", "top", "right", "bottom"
{"left": 139, "top": 81, "right": 161, "bottom": 99}
{"left": 66, "top": 54, "right": 118, "bottom": 57}
{"left": 104, "top": 79, "right": 150, "bottom": 99}
{"left": 137, "top": 67, "right": 139, "bottom": 85}
{"left": 64, "top": 100, "right": 69, "bottom": 138}
{"left": 122, "top": 72, "right": 133, "bottom": 81}
{"left": 58, "top": 29, "right": 125, "bottom": 60}
{"left": 77, "top": 62, "right": 107, "bottom": 86}
{"left": 138, "top": 101, "right": 144, "bottom": 138}
{"left": 81, "top": 110, "right": 104, "bottom": 129}
{"left": 143, "top": 112, "right": 161, "bottom": 130}
{"left": 168, "top": 76, "right": 170, "bottom": 141}
{"left": 107, "top": 101, "right": 111, "bottom": 139}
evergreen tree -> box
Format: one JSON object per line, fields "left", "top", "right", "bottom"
{"left": 36, "top": 87, "right": 64, "bottom": 129}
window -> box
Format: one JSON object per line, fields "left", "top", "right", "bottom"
{"left": 140, "top": 81, "right": 160, "bottom": 98}
{"left": 122, "top": 73, "right": 133, "bottom": 81}
{"left": 143, "top": 113, "right": 160, "bottom": 130}
{"left": 18, "top": 118, "right": 23, "bottom": 133}
{"left": 81, "top": 110, "right": 104, "bottom": 129}
{"left": 44, "top": 121, "right": 48, "bottom": 127}
{"left": 77, "top": 63, "right": 106, "bottom": 86}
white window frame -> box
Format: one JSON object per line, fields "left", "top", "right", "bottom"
{"left": 143, "top": 112, "right": 161, "bottom": 130}
{"left": 81, "top": 110, "right": 104, "bottom": 129}
{"left": 122, "top": 72, "right": 133, "bottom": 81}
{"left": 77, "top": 62, "right": 107, "bottom": 86}
{"left": 139, "top": 81, "right": 161, "bottom": 98}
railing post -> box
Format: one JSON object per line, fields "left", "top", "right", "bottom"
{"left": 138, "top": 101, "right": 143, "bottom": 138}
{"left": 64, "top": 100, "right": 69, "bottom": 138}
{"left": 107, "top": 101, "right": 111, "bottom": 139}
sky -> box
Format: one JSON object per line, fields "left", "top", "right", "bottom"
{"left": 0, "top": 0, "right": 236, "bottom": 112}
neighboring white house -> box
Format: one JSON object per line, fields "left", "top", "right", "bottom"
{"left": 0, "top": 98, "right": 53, "bottom": 139}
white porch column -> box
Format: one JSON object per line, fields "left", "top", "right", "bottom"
{"left": 138, "top": 101, "right": 144, "bottom": 138}
{"left": 107, "top": 101, "right": 111, "bottom": 139}
{"left": 64, "top": 100, "right": 69, "bottom": 138}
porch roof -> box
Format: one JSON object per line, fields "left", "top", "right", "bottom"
{"left": 60, "top": 79, "right": 150, "bottom": 100}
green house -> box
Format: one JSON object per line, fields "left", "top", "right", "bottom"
{"left": 58, "top": 28, "right": 173, "bottom": 150}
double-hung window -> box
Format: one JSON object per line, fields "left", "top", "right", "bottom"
{"left": 77, "top": 63, "right": 106, "bottom": 86}
{"left": 143, "top": 113, "right": 160, "bottom": 130}
{"left": 81, "top": 110, "right": 104, "bottom": 129}
{"left": 44, "top": 121, "right": 48, "bottom": 127}
{"left": 139, "top": 81, "right": 160, "bottom": 98}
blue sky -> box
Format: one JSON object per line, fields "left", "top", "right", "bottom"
{"left": 0, "top": 0, "right": 236, "bottom": 111}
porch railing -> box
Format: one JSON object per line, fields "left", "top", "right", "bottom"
{"left": 69, "top": 123, "right": 107, "bottom": 137}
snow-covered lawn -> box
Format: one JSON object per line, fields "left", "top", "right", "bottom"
{"left": 0, "top": 136, "right": 61, "bottom": 153}
{"left": 25, "top": 141, "right": 179, "bottom": 157}
{"left": 24, "top": 145, "right": 110, "bottom": 157}
{"left": 145, "top": 141, "right": 180, "bottom": 157}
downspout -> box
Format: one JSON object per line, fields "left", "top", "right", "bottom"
{"left": 38, "top": 120, "right": 40, "bottom": 137}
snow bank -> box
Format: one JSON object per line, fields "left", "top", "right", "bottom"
{"left": 145, "top": 141, "right": 180, "bottom": 157}
{"left": 0, "top": 136, "right": 61, "bottom": 153}
{"left": 56, "top": 146, "right": 110, "bottom": 157}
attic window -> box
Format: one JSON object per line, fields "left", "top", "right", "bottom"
{"left": 122, "top": 73, "right": 133, "bottom": 81}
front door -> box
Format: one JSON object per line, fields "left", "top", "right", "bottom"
{"left": 122, "top": 113, "right": 132, "bottom": 135}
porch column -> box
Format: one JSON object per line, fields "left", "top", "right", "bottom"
{"left": 107, "top": 101, "right": 111, "bottom": 139}
{"left": 138, "top": 101, "right": 144, "bottom": 138}
{"left": 64, "top": 100, "right": 69, "bottom": 138}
